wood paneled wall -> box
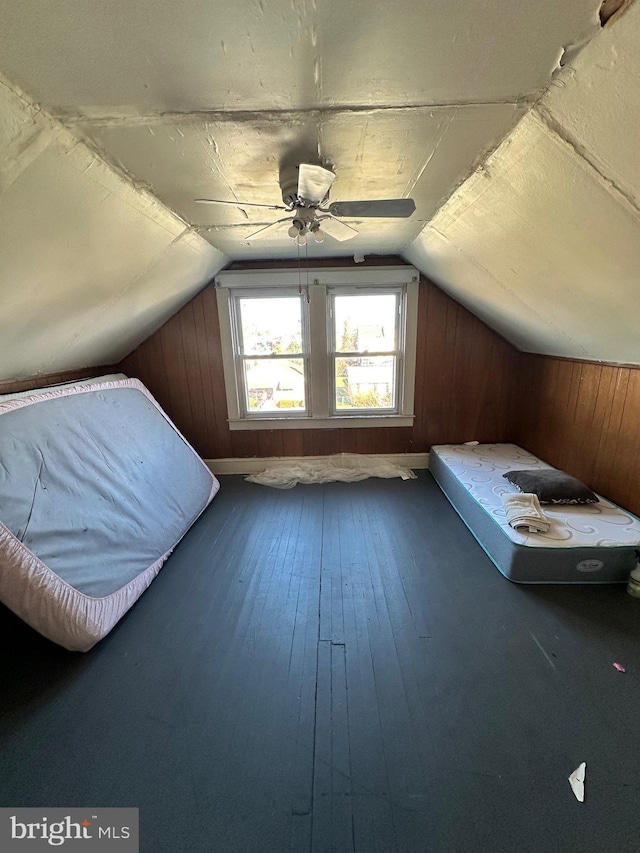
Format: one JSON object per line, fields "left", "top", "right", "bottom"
{"left": 514, "top": 354, "right": 640, "bottom": 516}
{"left": 119, "top": 275, "right": 520, "bottom": 459}
{"left": 5, "top": 270, "right": 638, "bottom": 514}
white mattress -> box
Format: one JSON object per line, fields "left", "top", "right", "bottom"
{"left": 433, "top": 443, "right": 640, "bottom": 549}
{"left": 0, "top": 373, "right": 128, "bottom": 402}
{"left": 0, "top": 377, "right": 219, "bottom": 651}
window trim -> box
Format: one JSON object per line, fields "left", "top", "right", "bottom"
{"left": 215, "top": 266, "right": 419, "bottom": 431}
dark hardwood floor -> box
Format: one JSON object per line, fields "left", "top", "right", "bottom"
{"left": 1, "top": 473, "right": 639, "bottom": 852}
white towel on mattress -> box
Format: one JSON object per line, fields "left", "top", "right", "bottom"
{"left": 501, "top": 492, "right": 550, "bottom": 533}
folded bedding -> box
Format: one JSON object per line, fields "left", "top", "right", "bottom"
{"left": 501, "top": 492, "right": 550, "bottom": 533}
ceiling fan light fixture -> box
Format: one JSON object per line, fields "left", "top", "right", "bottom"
{"left": 288, "top": 217, "right": 308, "bottom": 242}
{"left": 193, "top": 163, "right": 416, "bottom": 244}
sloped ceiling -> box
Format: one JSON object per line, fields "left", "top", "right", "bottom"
{"left": 406, "top": 0, "right": 640, "bottom": 364}
{"left": 1, "top": 0, "right": 637, "bottom": 378}
{"left": 0, "top": 77, "right": 227, "bottom": 380}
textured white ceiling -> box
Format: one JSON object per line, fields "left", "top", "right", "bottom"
{"left": 81, "top": 103, "right": 524, "bottom": 258}
{"left": 406, "top": 1, "right": 640, "bottom": 365}
{"left": 0, "top": 0, "right": 600, "bottom": 260}
{"left": 0, "top": 77, "right": 226, "bottom": 380}
{"left": 0, "top": 0, "right": 600, "bottom": 112}
{"left": 2, "top": 0, "right": 638, "bottom": 376}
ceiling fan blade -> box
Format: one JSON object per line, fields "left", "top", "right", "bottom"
{"left": 327, "top": 198, "right": 416, "bottom": 218}
{"left": 297, "top": 164, "right": 336, "bottom": 205}
{"left": 195, "top": 198, "right": 288, "bottom": 210}
{"left": 317, "top": 216, "right": 359, "bottom": 242}
{"left": 245, "top": 217, "right": 293, "bottom": 242}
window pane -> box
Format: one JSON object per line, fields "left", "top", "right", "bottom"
{"left": 238, "top": 297, "right": 302, "bottom": 356}
{"left": 334, "top": 294, "right": 397, "bottom": 353}
{"left": 243, "top": 358, "right": 306, "bottom": 412}
{"left": 335, "top": 356, "right": 396, "bottom": 410}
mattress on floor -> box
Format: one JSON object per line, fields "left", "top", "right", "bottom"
{"left": 0, "top": 376, "right": 219, "bottom": 650}
{"left": 0, "top": 372, "right": 128, "bottom": 402}
{"left": 429, "top": 443, "right": 640, "bottom": 583}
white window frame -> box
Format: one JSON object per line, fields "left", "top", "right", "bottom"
{"left": 216, "top": 266, "right": 419, "bottom": 431}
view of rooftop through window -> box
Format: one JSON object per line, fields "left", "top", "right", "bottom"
{"left": 238, "top": 295, "right": 305, "bottom": 412}
{"left": 237, "top": 290, "right": 399, "bottom": 414}
{"left": 333, "top": 293, "right": 397, "bottom": 411}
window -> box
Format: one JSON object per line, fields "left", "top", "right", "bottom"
{"left": 233, "top": 291, "right": 308, "bottom": 415}
{"left": 216, "top": 266, "right": 419, "bottom": 430}
{"left": 331, "top": 290, "right": 400, "bottom": 414}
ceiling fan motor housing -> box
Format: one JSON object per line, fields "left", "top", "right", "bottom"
{"left": 279, "top": 165, "right": 301, "bottom": 207}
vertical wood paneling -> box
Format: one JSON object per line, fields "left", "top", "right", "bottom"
{"left": 515, "top": 355, "right": 640, "bottom": 515}
{"left": 605, "top": 368, "right": 632, "bottom": 490}
{"left": 576, "top": 363, "right": 604, "bottom": 487}
{"left": 592, "top": 366, "right": 624, "bottom": 490}
{"left": 614, "top": 368, "right": 640, "bottom": 511}
{"left": 146, "top": 328, "right": 173, "bottom": 414}
{"left": 192, "top": 292, "right": 227, "bottom": 457}
{"left": 179, "top": 302, "right": 207, "bottom": 452}
{"left": 202, "top": 286, "right": 234, "bottom": 458}
{"left": 441, "top": 296, "right": 459, "bottom": 440}
{"left": 414, "top": 279, "right": 432, "bottom": 440}
{"left": 161, "top": 312, "right": 195, "bottom": 439}
{"left": 229, "top": 429, "right": 259, "bottom": 459}
{"left": 119, "top": 272, "right": 520, "bottom": 460}
{"left": 9, "top": 269, "right": 638, "bottom": 513}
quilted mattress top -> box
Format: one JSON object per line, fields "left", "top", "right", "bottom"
{"left": 431, "top": 443, "right": 640, "bottom": 549}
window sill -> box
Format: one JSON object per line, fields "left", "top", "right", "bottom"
{"left": 227, "top": 415, "right": 415, "bottom": 431}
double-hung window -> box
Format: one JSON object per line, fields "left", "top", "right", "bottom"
{"left": 231, "top": 289, "right": 309, "bottom": 415}
{"left": 216, "top": 266, "right": 419, "bottom": 430}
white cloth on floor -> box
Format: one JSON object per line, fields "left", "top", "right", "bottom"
{"left": 501, "top": 491, "right": 550, "bottom": 533}
{"left": 245, "top": 453, "right": 416, "bottom": 489}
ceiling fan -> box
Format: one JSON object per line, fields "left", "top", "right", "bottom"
{"left": 195, "top": 163, "right": 416, "bottom": 244}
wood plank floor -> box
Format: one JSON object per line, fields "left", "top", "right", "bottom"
{"left": 1, "top": 472, "right": 639, "bottom": 852}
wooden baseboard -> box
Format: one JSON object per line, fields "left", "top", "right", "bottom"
{"left": 205, "top": 452, "right": 430, "bottom": 475}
